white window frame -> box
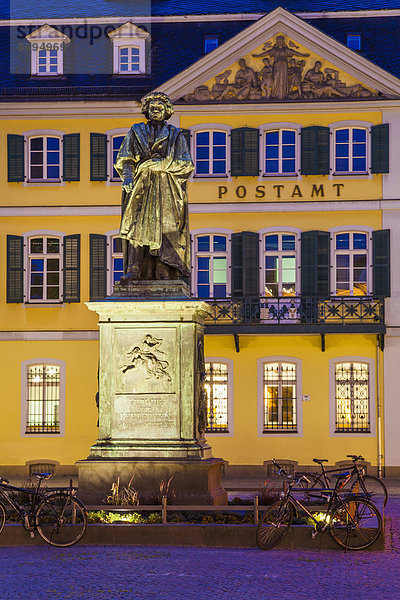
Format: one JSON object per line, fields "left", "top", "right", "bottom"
{"left": 204, "top": 357, "right": 234, "bottom": 437}
{"left": 26, "top": 25, "right": 70, "bottom": 76}
{"left": 21, "top": 358, "right": 66, "bottom": 438}
{"left": 191, "top": 228, "right": 232, "bottom": 298}
{"left": 257, "top": 356, "right": 303, "bottom": 437}
{"left": 329, "top": 356, "right": 376, "bottom": 437}
{"left": 105, "top": 229, "right": 123, "bottom": 294}
{"left": 23, "top": 129, "right": 65, "bottom": 184}
{"left": 23, "top": 230, "right": 64, "bottom": 304}
{"left": 330, "top": 120, "right": 372, "bottom": 177}
{"left": 189, "top": 123, "right": 231, "bottom": 179}
{"left": 259, "top": 122, "right": 301, "bottom": 178}
{"left": 106, "top": 128, "right": 129, "bottom": 183}
{"left": 108, "top": 22, "right": 149, "bottom": 75}
{"left": 330, "top": 226, "right": 373, "bottom": 296}
{"left": 258, "top": 227, "right": 301, "bottom": 298}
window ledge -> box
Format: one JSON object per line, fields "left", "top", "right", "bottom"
{"left": 23, "top": 181, "right": 65, "bottom": 187}
{"left": 332, "top": 172, "right": 369, "bottom": 177}
{"left": 194, "top": 174, "right": 229, "bottom": 179}
{"left": 29, "top": 75, "right": 66, "bottom": 80}
{"left": 25, "top": 301, "right": 63, "bottom": 306}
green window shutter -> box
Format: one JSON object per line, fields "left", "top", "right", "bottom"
{"left": 373, "top": 229, "right": 390, "bottom": 297}
{"left": 63, "top": 234, "right": 81, "bottom": 303}
{"left": 371, "top": 124, "right": 389, "bottom": 174}
{"left": 90, "top": 133, "right": 108, "bottom": 181}
{"left": 180, "top": 129, "right": 191, "bottom": 149}
{"left": 230, "top": 128, "right": 259, "bottom": 176}
{"left": 7, "top": 134, "right": 25, "bottom": 182}
{"left": 7, "top": 235, "right": 24, "bottom": 303}
{"left": 231, "top": 231, "right": 259, "bottom": 296}
{"left": 63, "top": 133, "right": 80, "bottom": 182}
{"left": 301, "top": 231, "right": 330, "bottom": 297}
{"left": 301, "top": 126, "right": 330, "bottom": 175}
{"left": 90, "top": 234, "right": 107, "bottom": 301}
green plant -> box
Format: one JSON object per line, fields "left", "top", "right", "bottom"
{"left": 87, "top": 510, "right": 145, "bottom": 524}
{"left": 201, "top": 514, "right": 214, "bottom": 524}
{"left": 147, "top": 512, "right": 162, "bottom": 524}
{"left": 104, "top": 477, "right": 139, "bottom": 506}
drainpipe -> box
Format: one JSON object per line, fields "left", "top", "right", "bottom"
{"left": 376, "top": 336, "right": 383, "bottom": 478}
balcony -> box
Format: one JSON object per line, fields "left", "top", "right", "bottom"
{"left": 203, "top": 296, "right": 385, "bottom": 335}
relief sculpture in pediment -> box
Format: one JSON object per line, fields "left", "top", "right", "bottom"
{"left": 182, "top": 34, "right": 378, "bottom": 103}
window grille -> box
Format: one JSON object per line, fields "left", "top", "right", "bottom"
{"left": 26, "top": 364, "right": 60, "bottom": 433}
{"left": 335, "top": 362, "right": 370, "bottom": 432}
{"left": 263, "top": 362, "right": 297, "bottom": 431}
{"left": 205, "top": 362, "right": 229, "bottom": 432}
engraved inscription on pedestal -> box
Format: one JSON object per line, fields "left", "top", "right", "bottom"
{"left": 112, "top": 395, "right": 179, "bottom": 439}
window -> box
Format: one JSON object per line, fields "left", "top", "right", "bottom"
{"left": 204, "top": 35, "right": 219, "bottom": 53}
{"left": 264, "top": 129, "right": 297, "bottom": 175}
{"left": 263, "top": 361, "right": 297, "bottom": 431}
{"left": 25, "top": 364, "right": 60, "bottom": 434}
{"left": 263, "top": 233, "right": 297, "bottom": 297}
{"left": 119, "top": 46, "right": 140, "bottom": 73}
{"left": 205, "top": 362, "right": 229, "bottom": 432}
{"left": 29, "top": 136, "right": 61, "bottom": 181}
{"left": 334, "top": 232, "right": 368, "bottom": 296}
{"left": 110, "top": 235, "right": 124, "bottom": 288}
{"left": 334, "top": 128, "right": 367, "bottom": 173}
{"left": 347, "top": 34, "right": 361, "bottom": 51}
{"left": 26, "top": 25, "right": 70, "bottom": 76}
{"left": 28, "top": 236, "right": 61, "bottom": 301}
{"left": 195, "top": 131, "right": 227, "bottom": 176}
{"left": 335, "top": 362, "right": 370, "bottom": 432}
{"left": 193, "top": 233, "right": 229, "bottom": 298}
{"left": 111, "top": 134, "right": 125, "bottom": 180}
{"left": 108, "top": 22, "right": 149, "bottom": 74}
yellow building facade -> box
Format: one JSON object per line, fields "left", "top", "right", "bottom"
{"left": 1, "top": 7, "right": 399, "bottom": 479}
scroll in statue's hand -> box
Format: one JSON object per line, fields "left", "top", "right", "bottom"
{"left": 122, "top": 177, "right": 134, "bottom": 192}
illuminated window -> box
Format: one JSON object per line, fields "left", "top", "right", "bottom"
{"left": 195, "top": 131, "right": 227, "bottom": 176}
{"left": 334, "top": 127, "right": 367, "bottom": 173}
{"left": 194, "top": 233, "right": 229, "bottom": 298}
{"left": 335, "top": 362, "right": 370, "bottom": 432}
{"left": 26, "top": 364, "right": 60, "bottom": 434}
{"left": 334, "top": 232, "right": 368, "bottom": 296}
{"left": 263, "top": 233, "right": 296, "bottom": 297}
{"left": 29, "top": 136, "right": 61, "bottom": 181}
{"left": 264, "top": 129, "right": 297, "bottom": 175}
{"left": 28, "top": 236, "right": 61, "bottom": 302}
{"left": 204, "top": 36, "right": 219, "bottom": 53}
{"left": 263, "top": 362, "right": 297, "bottom": 431}
{"left": 205, "top": 362, "right": 229, "bottom": 432}
{"left": 347, "top": 34, "right": 361, "bottom": 51}
{"left": 111, "top": 134, "right": 125, "bottom": 180}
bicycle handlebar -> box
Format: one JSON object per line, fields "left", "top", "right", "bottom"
{"left": 271, "top": 459, "right": 311, "bottom": 486}
{"left": 347, "top": 455, "right": 365, "bottom": 462}
{"left": 0, "top": 477, "right": 9, "bottom": 485}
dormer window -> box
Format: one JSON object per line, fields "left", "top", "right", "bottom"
{"left": 108, "top": 22, "right": 149, "bottom": 75}
{"left": 26, "top": 25, "right": 70, "bottom": 76}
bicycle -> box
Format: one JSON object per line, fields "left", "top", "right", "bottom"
{"left": 0, "top": 472, "right": 87, "bottom": 547}
{"left": 297, "top": 455, "right": 388, "bottom": 511}
{"left": 256, "top": 459, "right": 382, "bottom": 551}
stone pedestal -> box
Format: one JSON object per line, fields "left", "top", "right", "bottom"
{"left": 77, "top": 285, "right": 227, "bottom": 505}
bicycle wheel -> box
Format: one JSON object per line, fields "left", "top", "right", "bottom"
{"left": 329, "top": 498, "right": 382, "bottom": 550}
{"left": 0, "top": 503, "right": 5, "bottom": 535}
{"left": 256, "top": 500, "right": 293, "bottom": 550}
{"left": 36, "top": 493, "right": 87, "bottom": 547}
{"left": 357, "top": 475, "right": 388, "bottom": 509}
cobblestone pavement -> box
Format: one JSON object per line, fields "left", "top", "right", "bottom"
{"left": 0, "top": 497, "right": 399, "bottom": 600}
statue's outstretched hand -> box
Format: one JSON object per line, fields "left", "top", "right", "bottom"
{"left": 122, "top": 177, "right": 134, "bottom": 192}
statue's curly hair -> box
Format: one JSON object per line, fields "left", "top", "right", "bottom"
{"left": 141, "top": 92, "right": 174, "bottom": 120}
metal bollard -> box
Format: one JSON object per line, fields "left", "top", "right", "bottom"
{"left": 162, "top": 495, "right": 167, "bottom": 524}
{"left": 254, "top": 495, "right": 259, "bottom": 525}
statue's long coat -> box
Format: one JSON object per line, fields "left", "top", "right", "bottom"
{"left": 114, "top": 122, "right": 194, "bottom": 276}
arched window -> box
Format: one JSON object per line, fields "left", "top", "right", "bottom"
{"left": 334, "top": 127, "right": 367, "bottom": 174}
{"left": 205, "top": 361, "right": 230, "bottom": 433}
{"left": 334, "top": 361, "right": 370, "bottom": 432}
{"left": 29, "top": 135, "right": 61, "bottom": 181}
{"left": 22, "top": 359, "right": 65, "bottom": 436}
{"left": 262, "top": 361, "right": 297, "bottom": 431}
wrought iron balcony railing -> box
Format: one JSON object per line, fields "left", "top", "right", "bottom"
{"left": 203, "top": 296, "right": 385, "bottom": 328}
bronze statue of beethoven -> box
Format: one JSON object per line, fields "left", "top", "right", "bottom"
{"left": 114, "top": 92, "right": 194, "bottom": 282}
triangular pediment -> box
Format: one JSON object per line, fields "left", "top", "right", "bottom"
{"left": 107, "top": 22, "right": 150, "bottom": 40}
{"left": 26, "top": 25, "right": 70, "bottom": 43}
{"left": 156, "top": 8, "right": 400, "bottom": 103}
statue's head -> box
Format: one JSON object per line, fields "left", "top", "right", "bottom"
{"left": 141, "top": 92, "right": 174, "bottom": 121}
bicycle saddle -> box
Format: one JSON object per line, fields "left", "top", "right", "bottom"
{"left": 32, "top": 472, "right": 52, "bottom": 479}
{"left": 313, "top": 458, "right": 328, "bottom": 464}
